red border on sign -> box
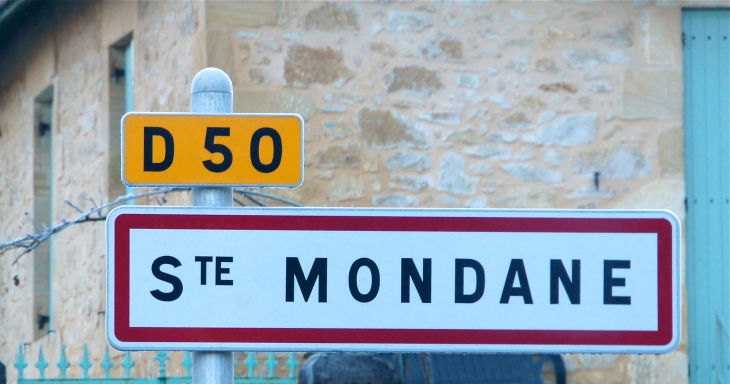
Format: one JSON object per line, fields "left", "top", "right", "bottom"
{"left": 113, "top": 214, "right": 674, "bottom": 346}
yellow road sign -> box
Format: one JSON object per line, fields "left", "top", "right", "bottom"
{"left": 122, "top": 113, "right": 303, "bottom": 187}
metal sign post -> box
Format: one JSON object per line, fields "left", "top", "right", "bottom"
{"left": 190, "top": 68, "right": 233, "bottom": 384}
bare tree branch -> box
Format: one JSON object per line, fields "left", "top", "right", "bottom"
{"left": 234, "top": 189, "right": 303, "bottom": 207}
{"left": 64, "top": 199, "right": 85, "bottom": 214}
{"left": 1, "top": 187, "right": 303, "bottom": 264}
{"left": 242, "top": 193, "right": 266, "bottom": 207}
{"left": 2, "top": 188, "right": 187, "bottom": 263}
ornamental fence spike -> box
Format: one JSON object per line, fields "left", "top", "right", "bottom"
{"left": 35, "top": 345, "right": 48, "bottom": 379}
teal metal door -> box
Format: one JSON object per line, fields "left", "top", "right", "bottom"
{"left": 684, "top": 9, "right": 730, "bottom": 384}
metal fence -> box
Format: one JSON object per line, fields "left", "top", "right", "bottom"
{"left": 13, "top": 344, "right": 298, "bottom": 384}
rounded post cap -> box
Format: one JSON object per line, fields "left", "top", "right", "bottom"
{"left": 191, "top": 67, "right": 233, "bottom": 94}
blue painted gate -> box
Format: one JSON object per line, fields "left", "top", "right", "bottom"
{"left": 683, "top": 8, "right": 730, "bottom": 384}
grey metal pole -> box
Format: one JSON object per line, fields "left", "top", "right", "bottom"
{"left": 191, "top": 67, "right": 234, "bottom": 384}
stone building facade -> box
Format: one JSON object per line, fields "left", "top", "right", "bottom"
{"left": 0, "top": 1, "right": 726, "bottom": 383}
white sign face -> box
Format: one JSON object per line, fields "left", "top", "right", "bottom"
{"left": 106, "top": 206, "right": 680, "bottom": 354}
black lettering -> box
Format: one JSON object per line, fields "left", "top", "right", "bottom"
{"left": 143, "top": 127, "right": 174, "bottom": 172}
{"left": 203, "top": 127, "right": 233, "bottom": 173}
{"left": 550, "top": 259, "right": 581, "bottom": 304}
{"left": 455, "top": 259, "right": 485, "bottom": 304}
{"left": 500, "top": 259, "right": 533, "bottom": 304}
{"left": 401, "top": 258, "right": 432, "bottom": 303}
{"left": 250, "top": 127, "right": 282, "bottom": 173}
{"left": 215, "top": 256, "right": 233, "bottom": 286}
{"left": 348, "top": 258, "right": 380, "bottom": 303}
{"left": 150, "top": 256, "right": 183, "bottom": 302}
{"left": 604, "top": 260, "right": 631, "bottom": 305}
{"left": 195, "top": 256, "right": 213, "bottom": 285}
{"left": 285, "top": 257, "right": 327, "bottom": 302}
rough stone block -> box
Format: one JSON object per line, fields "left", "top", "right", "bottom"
{"left": 369, "top": 42, "right": 398, "bottom": 57}
{"left": 509, "top": 8, "right": 545, "bottom": 22}
{"left": 446, "top": 126, "right": 479, "bottom": 144}
{"left": 418, "top": 112, "right": 460, "bottom": 126}
{"left": 658, "top": 127, "right": 684, "bottom": 175}
{"left": 539, "top": 82, "right": 578, "bottom": 93}
{"left": 537, "top": 113, "right": 598, "bottom": 147}
{"left": 247, "top": 68, "right": 270, "bottom": 85}
{"left": 535, "top": 58, "right": 561, "bottom": 74}
{"left": 284, "top": 45, "right": 354, "bottom": 88}
{"left": 563, "top": 49, "right": 630, "bottom": 69}
{"left": 587, "top": 83, "right": 612, "bottom": 93}
{"left": 572, "top": 11, "right": 599, "bottom": 21}
{"left": 464, "top": 145, "right": 511, "bottom": 161}
{"left": 519, "top": 95, "right": 546, "bottom": 112}
{"left": 373, "top": 194, "right": 420, "bottom": 207}
{"left": 502, "top": 163, "right": 563, "bottom": 182}
{"left": 543, "top": 149, "right": 565, "bottom": 167}
{"left": 456, "top": 73, "right": 480, "bottom": 89}
{"left": 315, "top": 143, "right": 361, "bottom": 168}
{"left": 206, "top": 1, "right": 277, "bottom": 27}
{"left": 572, "top": 146, "right": 652, "bottom": 179}
{"left": 568, "top": 186, "right": 616, "bottom": 199}
{"left": 324, "top": 93, "right": 365, "bottom": 105}
{"left": 594, "top": 21, "right": 634, "bottom": 47}
{"left": 450, "top": 90, "right": 484, "bottom": 104}
{"left": 438, "top": 152, "right": 477, "bottom": 195}
{"left": 538, "top": 28, "right": 576, "bottom": 49}
{"left": 466, "top": 195, "right": 488, "bottom": 208}
{"left": 328, "top": 176, "right": 366, "bottom": 202}
{"left": 392, "top": 174, "right": 434, "bottom": 192}
{"left": 493, "top": 186, "right": 557, "bottom": 208}
{"left": 488, "top": 93, "right": 513, "bottom": 110}
{"left": 355, "top": 108, "right": 428, "bottom": 150}
{"left": 420, "top": 33, "right": 464, "bottom": 62}
{"left": 389, "top": 70, "right": 429, "bottom": 96}
{"left": 613, "top": 179, "right": 685, "bottom": 219}
{"left": 621, "top": 69, "right": 682, "bottom": 120}
{"left": 322, "top": 121, "right": 352, "bottom": 141}
{"left": 646, "top": 9, "right": 679, "bottom": 65}
{"left": 388, "top": 11, "right": 432, "bottom": 31}
{"left": 385, "top": 152, "right": 431, "bottom": 173}
{"left": 500, "top": 111, "right": 532, "bottom": 131}
{"left": 469, "top": 162, "right": 493, "bottom": 175}
{"left": 502, "top": 38, "right": 535, "bottom": 50}
{"left": 235, "top": 91, "right": 317, "bottom": 121}
{"left": 304, "top": 2, "right": 360, "bottom": 31}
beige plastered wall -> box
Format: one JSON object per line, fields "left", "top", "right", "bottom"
{"left": 1, "top": 0, "right": 728, "bottom": 383}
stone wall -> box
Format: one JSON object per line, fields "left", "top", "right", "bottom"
{"left": 0, "top": 0, "right": 718, "bottom": 383}
{"left": 207, "top": 2, "right": 687, "bottom": 383}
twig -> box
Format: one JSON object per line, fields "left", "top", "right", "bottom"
{"left": 1, "top": 187, "right": 189, "bottom": 263}
{"left": 234, "top": 189, "right": 303, "bottom": 207}
{"left": 64, "top": 199, "right": 85, "bottom": 214}
{"left": 243, "top": 194, "right": 266, "bottom": 207}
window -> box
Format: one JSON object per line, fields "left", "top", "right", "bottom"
{"left": 109, "top": 35, "right": 134, "bottom": 205}
{"left": 33, "top": 86, "right": 53, "bottom": 340}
